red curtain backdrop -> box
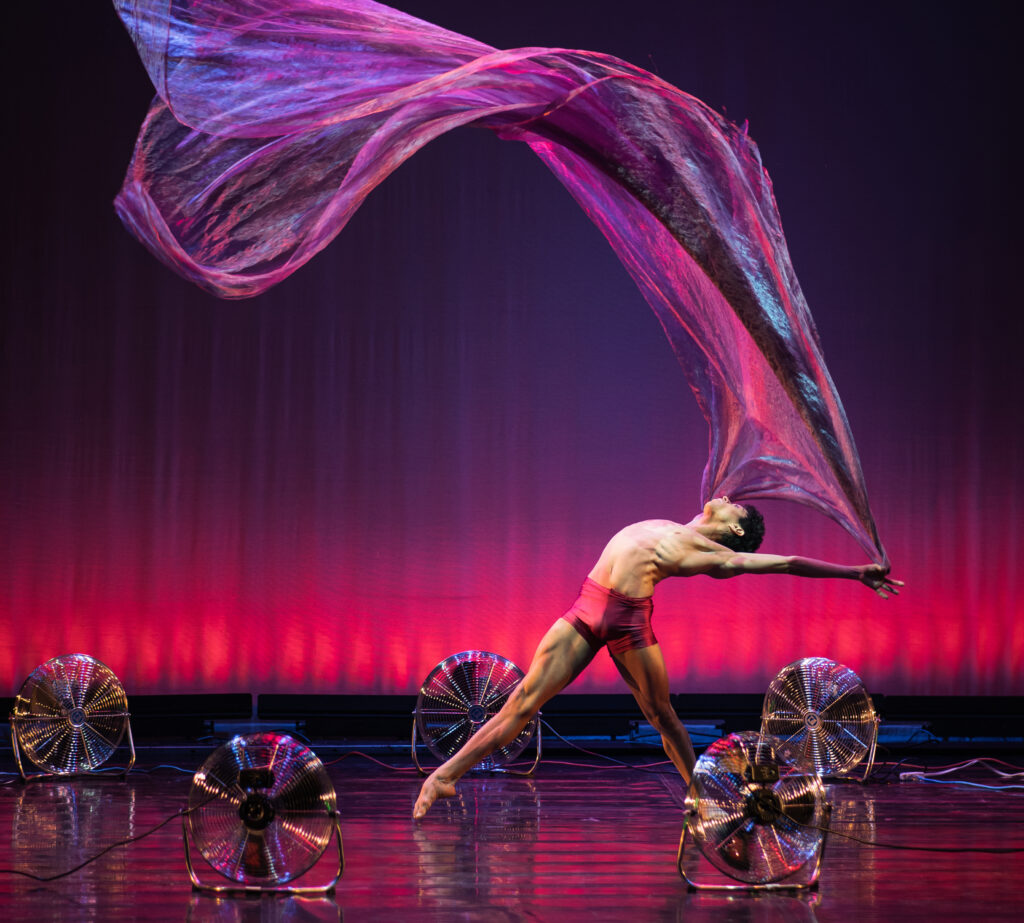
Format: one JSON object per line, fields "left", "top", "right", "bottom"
{"left": 2, "top": 1, "right": 1020, "bottom": 695}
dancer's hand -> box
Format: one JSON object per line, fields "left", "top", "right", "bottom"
{"left": 413, "top": 772, "right": 457, "bottom": 819}
{"left": 858, "top": 564, "right": 903, "bottom": 599}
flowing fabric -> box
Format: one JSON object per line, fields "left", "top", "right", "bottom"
{"left": 113, "top": 0, "right": 887, "bottom": 564}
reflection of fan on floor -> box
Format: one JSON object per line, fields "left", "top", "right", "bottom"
{"left": 183, "top": 732, "right": 343, "bottom": 894}
{"left": 412, "top": 650, "right": 541, "bottom": 775}
{"left": 761, "top": 657, "right": 879, "bottom": 781}
{"left": 8, "top": 654, "right": 135, "bottom": 780}
{"left": 679, "top": 731, "right": 831, "bottom": 890}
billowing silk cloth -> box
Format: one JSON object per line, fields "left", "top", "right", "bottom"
{"left": 113, "top": 0, "right": 887, "bottom": 564}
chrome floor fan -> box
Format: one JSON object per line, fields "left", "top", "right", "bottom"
{"left": 412, "top": 650, "right": 541, "bottom": 775}
{"left": 183, "top": 732, "right": 343, "bottom": 894}
{"left": 8, "top": 654, "right": 135, "bottom": 780}
{"left": 679, "top": 731, "right": 831, "bottom": 890}
{"left": 761, "top": 657, "right": 879, "bottom": 780}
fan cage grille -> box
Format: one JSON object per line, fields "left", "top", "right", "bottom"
{"left": 187, "top": 732, "right": 337, "bottom": 885}
{"left": 10, "top": 654, "right": 129, "bottom": 774}
{"left": 686, "top": 731, "right": 828, "bottom": 885}
{"left": 415, "top": 650, "right": 536, "bottom": 770}
{"left": 761, "top": 657, "right": 876, "bottom": 777}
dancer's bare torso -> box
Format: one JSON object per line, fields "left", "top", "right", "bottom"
{"left": 587, "top": 519, "right": 722, "bottom": 598}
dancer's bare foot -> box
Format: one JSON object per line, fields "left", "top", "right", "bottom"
{"left": 413, "top": 772, "right": 457, "bottom": 819}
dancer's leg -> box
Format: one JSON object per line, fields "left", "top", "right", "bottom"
{"left": 611, "top": 644, "right": 696, "bottom": 783}
{"left": 413, "top": 620, "right": 595, "bottom": 818}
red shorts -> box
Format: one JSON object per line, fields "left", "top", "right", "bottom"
{"left": 560, "top": 578, "right": 657, "bottom": 656}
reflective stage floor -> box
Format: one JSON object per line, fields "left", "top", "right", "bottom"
{"left": 1, "top": 747, "right": 1022, "bottom": 921}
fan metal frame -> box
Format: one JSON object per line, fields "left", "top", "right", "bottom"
{"left": 678, "top": 731, "right": 831, "bottom": 892}
{"left": 182, "top": 732, "right": 344, "bottom": 895}
{"left": 760, "top": 657, "right": 879, "bottom": 781}
{"left": 412, "top": 650, "right": 541, "bottom": 776}
{"left": 8, "top": 653, "right": 136, "bottom": 781}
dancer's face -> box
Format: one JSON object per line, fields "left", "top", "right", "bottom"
{"left": 703, "top": 496, "right": 748, "bottom": 525}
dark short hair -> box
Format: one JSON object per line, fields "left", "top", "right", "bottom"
{"left": 717, "top": 504, "right": 765, "bottom": 553}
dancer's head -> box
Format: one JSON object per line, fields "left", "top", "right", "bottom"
{"left": 703, "top": 497, "right": 765, "bottom": 552}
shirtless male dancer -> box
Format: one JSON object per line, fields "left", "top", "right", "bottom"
{"left": 413, "top": 497, "right": 901, "bottom": 818}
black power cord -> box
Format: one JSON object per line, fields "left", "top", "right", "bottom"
{"left": 0, "top": 800, "right": 210, "bottom": 882}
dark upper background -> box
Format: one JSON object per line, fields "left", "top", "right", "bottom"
{"left": 1, "top": 1, "right": 1019, "bottom": 695}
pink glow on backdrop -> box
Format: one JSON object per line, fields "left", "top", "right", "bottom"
{"left": 4, "top": 473, "right": 1020, "bottom": 694}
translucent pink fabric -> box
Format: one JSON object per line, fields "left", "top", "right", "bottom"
{"left": 113, "top": 0, "right": 886, "bottom": 563}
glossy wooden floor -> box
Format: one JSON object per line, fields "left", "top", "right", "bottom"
{"left": 1, "top": 748, "right": 1022, "bottom": 921}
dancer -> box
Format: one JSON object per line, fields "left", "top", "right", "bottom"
{"left": 413, "top": 498, "right": 900, "bottom": 818}
{"left": 109, "top": 7, "right": 900, "bottom": 809}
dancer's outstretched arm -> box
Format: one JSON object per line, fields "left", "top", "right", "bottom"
{"left": 704, "top": 552, "right": 903, "bottom": 599}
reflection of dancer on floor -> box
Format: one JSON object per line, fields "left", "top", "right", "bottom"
{"left": 413, "top": 497, "right": 901, "bottom": 818}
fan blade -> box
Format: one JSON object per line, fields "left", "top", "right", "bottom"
{"left": 818, "top": 682, "right": 858, "bottom": 716}
{"left": 798, "top": 665, "right": 824, "bottom": 713}
{"left": 806, "top": 723, "right": 850, "bottom": 773}
{"left": 481, "top": 677, "right": 517, "bottom": 708}
{"left": 775, "top": 725, "right": 809, "bottom": 751}
{"left": 415, "top": 708, "right": 471, "bottom": 725}
{"left": 776, "top": 680, "right": 812, "bottom": 718}
{"left": 831, "top": 718, "right": 869, "bottom": 749}
{"left": 430, "top": 719, "right": 472, "bottom": 747}
{"left": 434, "top": 668, "right": 474, "bottom": 709}
{"left": 476, "top": 659, "right": 497, "bottom": 705}
{"left": 82, "top": 674, "right": 120, "bottom": 711}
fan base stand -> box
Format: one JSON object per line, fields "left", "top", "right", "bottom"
{"left": 182, "top": 812, "right": 345, "bottom": 895}
{"left": 677, "top": 803, "right": 831, "bottom": 892}
{"left": 8, "top": 716, "right": 137, "bottom": 782}
{"left": 860, "top": 718, "right": 880, "bottom": 781}
{"left": 410, "top": 717, "right": 543, "bottom": 777}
